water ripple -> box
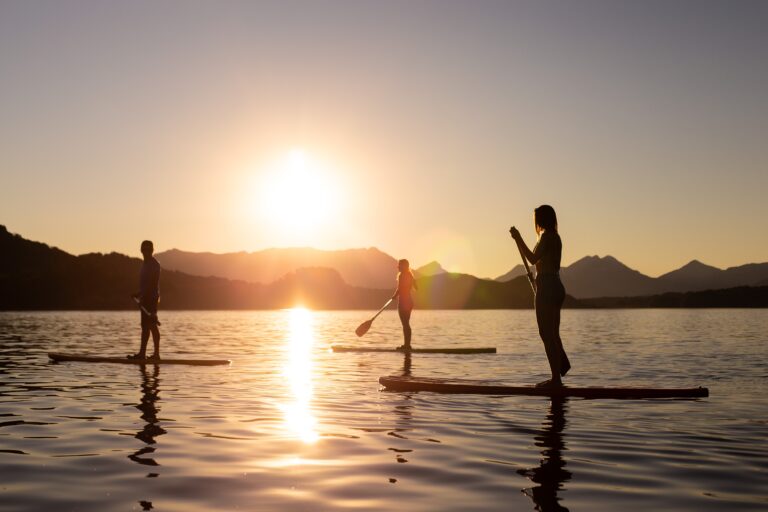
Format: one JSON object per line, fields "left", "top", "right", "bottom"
{"left": 0, "top": 309, "right": 766, "bottom": 510}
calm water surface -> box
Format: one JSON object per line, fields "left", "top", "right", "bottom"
{"left": 1, "top": 309, "right": 767, "bottom": 511}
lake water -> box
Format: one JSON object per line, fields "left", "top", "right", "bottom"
{"left": 1, "top": 309, "right": 767, "bottom": 511}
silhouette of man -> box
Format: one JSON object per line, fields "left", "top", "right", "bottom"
{"left": 130, "top": 240, "right": 161, "bottom": 360}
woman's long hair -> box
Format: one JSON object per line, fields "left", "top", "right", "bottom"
{"left": 397, "top": 259, "right": 414, "bottom": 281}
{"left": 534, "top": 205, "right": 558, "bottom": 235}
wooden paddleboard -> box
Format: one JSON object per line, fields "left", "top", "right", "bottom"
{"left": 48, "top": 352, "right": 231, "bottom": 366}
{"left": 332, "top": 346, "right": 496, "bottom": 354}
{"left": 379, "top": 376, "right": 708, "bottom": 399}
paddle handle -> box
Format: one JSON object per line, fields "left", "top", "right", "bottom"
{"left": 371, "top": 298, "right": 393, "bottom": 321}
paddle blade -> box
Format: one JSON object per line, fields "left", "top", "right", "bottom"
{"left": 355, "top": 319, "right": 373, "bottom": 337}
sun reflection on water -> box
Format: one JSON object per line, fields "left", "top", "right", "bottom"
{"left": 281, "top": 307, "right": 318, "bottom": 444}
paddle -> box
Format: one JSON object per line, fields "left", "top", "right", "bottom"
{"left": 355, "top": 298, "right": 393, "bottom": 337}
{"left": 133, "top": 296, "right": 161, "bottom": 326}
{"left": 517, "top": 244, "right": 536, "bottom": 293}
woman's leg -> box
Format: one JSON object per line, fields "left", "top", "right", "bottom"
{"left": 536, "top": 298, "right": 562, "bottom": 384}
{"left": 554, "top": 281, "right": 570, "bottom": 376}
{"left": 552, "top": 305, "right": 570, "bottom": 376}
{"left": 398, "top": 307, "right": 412, "bottom": 348}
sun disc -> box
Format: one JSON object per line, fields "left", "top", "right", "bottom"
{"left": 258, "top": 150, "right": 341, "bottom": 236}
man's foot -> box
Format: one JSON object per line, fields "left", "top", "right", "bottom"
{"left": 395, "top": 345, "right": 412, "bottom": 351}
{"left": 147, "top": 353, "right": 160, "bottom": 361}
{"left": 127, "top": 353, "right": 146, "bottom": 360}
{"left": 535, "top": 379, "right": 563, "bottom": 388}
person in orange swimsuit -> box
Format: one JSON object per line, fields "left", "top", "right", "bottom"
{"left": 392, "top": 259, "right": 417, "bottom": 350}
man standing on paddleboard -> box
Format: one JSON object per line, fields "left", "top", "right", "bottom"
{"left": 129, "top": 240, "right": 161, "bottom": 361}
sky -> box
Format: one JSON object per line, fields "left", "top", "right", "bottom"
{"left": 1, "top": 0, "right": 767, "bottom": 278}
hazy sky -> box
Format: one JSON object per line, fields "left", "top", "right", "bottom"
{"left": 2, "top": 0, "right": 767, "bottom": 278}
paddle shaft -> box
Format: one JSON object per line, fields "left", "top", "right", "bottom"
{"left": 370, "top": 298, "right": 393, "bottom": 321}
{"left": 517, "top": 244, "right": 536, "bottom": 293}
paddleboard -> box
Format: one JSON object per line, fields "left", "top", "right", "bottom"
{"left": 379, "top": 376, "right": 708, "bottom": 399}
{"left": 48, "top": 352, "right": 231, "bottom": 366}
{"left": 332, "top": 346, "right": 496, "bottom": 354}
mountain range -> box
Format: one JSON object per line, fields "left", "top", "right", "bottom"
{"left": 495, "top": 255, "right": 768, "bottom": 298}
{"left": 0, "top": 225, "right": 536, "bottom": 310}
{"left": 156, "top": 247, "right": 399, "bottom": 289}
{"left": 158, "top": 247, "right": 768, "bottom": 299}
{"left": 2, "top": 225, "right": 767, "bottom": 309}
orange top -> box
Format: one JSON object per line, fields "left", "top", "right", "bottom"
{"left": 397, "top": 271, "right": 415, "bottom": 309}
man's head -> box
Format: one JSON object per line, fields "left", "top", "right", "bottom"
{"left": 140, "top": 240, "right": 154, "bottom": 258}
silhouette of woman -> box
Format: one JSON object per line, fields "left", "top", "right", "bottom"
{"left": 510, "top": 205, "right": 571, "bottom": 387}
{"left": 392, "top": 259, "right": 417, "bottom": 350}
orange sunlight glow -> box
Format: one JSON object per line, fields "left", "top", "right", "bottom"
{"left": 259, "top": 149, "right": 342, "bottom": 239}
{"left": 280, "top": 307, "right": 319, "bottom": 444}
{"left": 416, "top": 228, "right": 477, "bottom": 274}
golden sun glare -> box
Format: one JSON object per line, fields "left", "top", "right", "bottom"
{"left": 281, "top": 307, "right": 318, "bottom": 444}
{"left": 259, "top": 149, "right": 341, "bottom": 237}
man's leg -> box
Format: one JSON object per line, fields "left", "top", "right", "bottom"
{"left": 149, "top": 324, "right": 160, "bottom": 358}
{"left": 138, "top": 324, "right": 149, "bottom": 357}
{"left": 144, "top": 299, "right": 160, "bottom": 359}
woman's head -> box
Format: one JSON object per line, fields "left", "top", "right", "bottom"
{"left": 534, "top": 205, "right": 558, "bottom": 234}
{"left": 398, "top": 259, "right": 410, "bottom": 272}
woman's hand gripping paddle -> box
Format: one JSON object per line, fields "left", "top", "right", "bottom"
{"left": 355, "top": 298, "right": 393, "bottom": 337}
{"left": 511, "top": 226, "right": 536, "bottom": 293}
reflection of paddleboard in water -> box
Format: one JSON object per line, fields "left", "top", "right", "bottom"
{"left": 48, "top": 352, "right": 230, "bottom": 366}
{"left": 331, "top": 345, "right": 496, "bottom": 354}
{"left": 379, "top": 376, "right": 708, "bottom": 399}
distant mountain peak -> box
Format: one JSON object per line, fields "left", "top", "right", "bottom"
{"left": 494, "top": 264, "right": 526, "bottom": 282}
{"left": 569, "top": 254, "right": 631, "bottom": 271}
{"left": 680, "top": 259, "right": 719, "bottom": 271}
{"left": 415, "top": 261, "right": 447, "bottom": 277}
{"left": 659, "top": 260, "right": 722, "bottom": 280}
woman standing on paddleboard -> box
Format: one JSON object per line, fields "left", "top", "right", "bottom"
{"left": 510, "top": 205, "right": 571, "bottom": 387}
{"left": 392, "top": 259, "right": 417, "bottom": 350}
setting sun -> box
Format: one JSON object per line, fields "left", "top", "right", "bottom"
{"left": 258, "top": 149, "right": 342, "bottom": 240}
